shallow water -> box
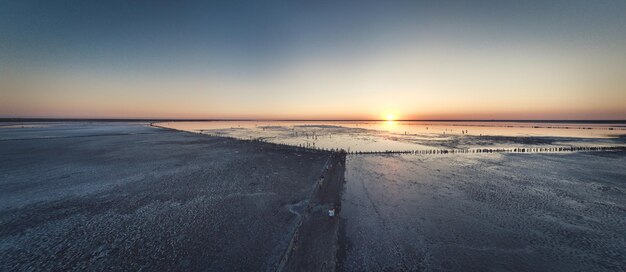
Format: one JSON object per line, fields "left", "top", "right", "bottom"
{"left": 158, "top": 121, "right": 626, "bottom": 152}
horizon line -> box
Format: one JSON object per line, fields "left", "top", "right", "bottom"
{"left": 1, "top": 118, "right": 625, "bottom": 124}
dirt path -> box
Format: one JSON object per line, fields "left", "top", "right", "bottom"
{"left": 278, "top": 152, "right": 347, "bottom": 272}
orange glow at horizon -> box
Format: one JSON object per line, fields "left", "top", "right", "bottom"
{"left": 385, "top": 113, "right": 396, "bottom": 121}
{"left": 1, "top": 36, "right": 625, "bottom": 120}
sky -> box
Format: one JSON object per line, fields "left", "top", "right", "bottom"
{"left": 1, "top": 0, "right": 625, "bottom": 120}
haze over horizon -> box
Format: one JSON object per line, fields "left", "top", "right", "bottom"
{"left": 2, "top": 1, "right": 625, "bottom": 120}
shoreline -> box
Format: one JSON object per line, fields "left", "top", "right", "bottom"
{"left": 152, "top": 122, "right": 626, "bottom": 156}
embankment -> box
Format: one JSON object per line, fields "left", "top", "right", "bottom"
{"left": 278, "top": 152, "right": 347, "bottom": 272}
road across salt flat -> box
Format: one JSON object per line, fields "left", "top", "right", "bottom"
{"left": 338, "top": 152, "right": 626, "bottom": 271}
{"left": 0, "top": 123, "right": 332, "bottom": 271}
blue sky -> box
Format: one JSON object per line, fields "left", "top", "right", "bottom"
{"left": 1, "top": 0, "right": 625, "bottom": 119}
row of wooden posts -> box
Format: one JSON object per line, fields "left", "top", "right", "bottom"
{"left": 348, "top": 146, "right": 626, "bottom": 155}
{"left": 199, "top": 131, "right": 625, "bottom": 155}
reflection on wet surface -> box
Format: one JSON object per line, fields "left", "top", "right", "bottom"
{"left": 339, "top": 153, "right": 626, "bottom": 271}
{"left": 158, "top": 121, "right": 626, "bottom": 152}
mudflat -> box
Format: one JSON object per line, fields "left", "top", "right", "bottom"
{"left": 339, "top": 152, "right": 626, "bottom": 271}
{"left": 3, "top": 122, "right": 624, "bottom": 271}
{"left": 0, "top": 123, "right": 331, "bottom": 271}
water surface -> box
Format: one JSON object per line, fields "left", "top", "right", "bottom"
{"left": 158, "top": 121, "right": 626, "bottom": 152}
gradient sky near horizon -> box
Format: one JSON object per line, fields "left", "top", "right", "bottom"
{"left": 1, "top": 1, "right": 625, "bottom": 120}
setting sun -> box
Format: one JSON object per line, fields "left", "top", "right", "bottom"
{"left": 2, "top": 1, "right": 626, "bottom": 270}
